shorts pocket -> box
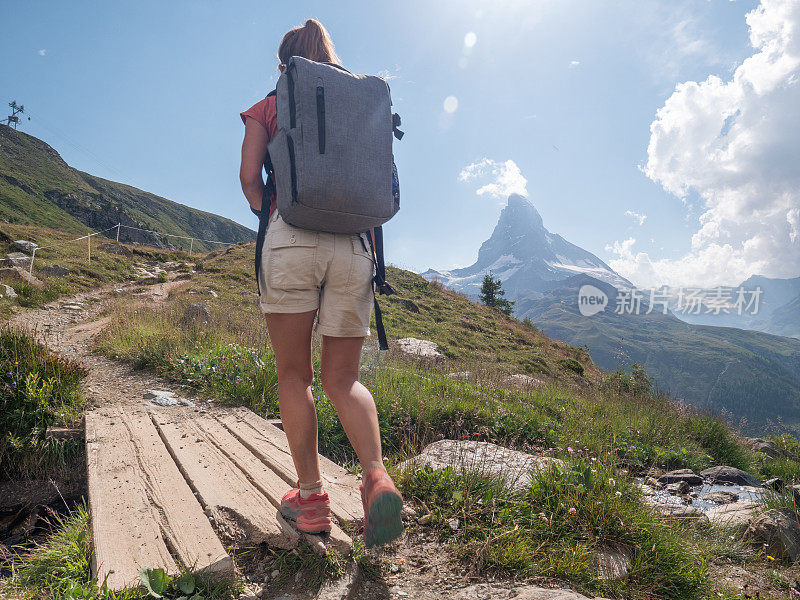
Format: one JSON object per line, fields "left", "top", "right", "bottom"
{"left": 345, "top": 233, "right": 375, "bottom": 302}
{"left": 266, "top": 219, "right": 319, "bottom": 290}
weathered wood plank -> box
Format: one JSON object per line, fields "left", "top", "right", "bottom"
{"left": 150, "top": 409, "right": 299, "bottom": 549}
{"left": 120, "top": 410, "right": 233, "bottom": 575}
{"left": 216, "top": 408, "right": 363, "bottom": 524}
{"left": 192, "top": 412, "right": 352, "bottom": 555}
{"left": 86, "top": 408, "right": 177, "bottom": 590}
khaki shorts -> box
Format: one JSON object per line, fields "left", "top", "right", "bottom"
{"left": 258, "top": 211, "right": 374, "bottom": 338}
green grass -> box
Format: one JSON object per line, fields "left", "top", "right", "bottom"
{"left": 0, "top": 327, "right": 87, "bottom": 479}
{"left": 398, "top": 459, "right": 708, "bottom": 600}
{"left": 2, "top": 504, "right": 240, "bottom": 600}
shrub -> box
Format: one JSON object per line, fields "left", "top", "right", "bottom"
{"left": 558, "top": 358, "right": 584, "bottom": 376}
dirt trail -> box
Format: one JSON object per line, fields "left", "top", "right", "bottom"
{"left": 10, "top": 278, "right": 198, "bottom": 410}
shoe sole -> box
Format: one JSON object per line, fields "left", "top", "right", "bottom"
{"left": 365, "top": 491, "right": 403, "bottom": 548}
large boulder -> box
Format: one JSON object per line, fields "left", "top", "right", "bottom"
{"left": 0, "top": 267, "right": 43, "bottom": 288}
{"left": 746, "top": 437, "right": 800, "bottom": 461}
{"left": 744, "top": 508, "right": 800, "bottom": 562}
{"left": 504, "top": 374, "right": 545, "bottom": 388}
{"left": 706, "top": 501, "right": 760, "bottom": 533}
{"left": 0, "top": 283, "right": 17, "bottom": 299}
{"left": 700, "top": 466, "right": 762, "bottom": 488}
{"left": 657, "top": 469, "right": 703, "bottom": 486}
{"left": 399, "top": 439, "right": 563, "bottom": 492}
{"left": 395, "top": 337, "right": 443, "bottom": 361}
{"left": 13, "top": 240, "right": 38, "bottom": 255}
{"left": 39, "top": 264, "right": 70, "bottom": 278}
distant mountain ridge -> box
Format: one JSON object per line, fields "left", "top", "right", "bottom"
{"left": 0, "top": 125, "right": 254, "bottom": 250}
{"left": 422, "top": 194, "right": 631, "bottom": 299}
{"left": 423, "top": 194, "right": 800, "bottom": 433}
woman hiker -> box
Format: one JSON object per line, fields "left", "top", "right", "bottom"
{"left": 238, "top": 18, "right": 403, "bottom": 548}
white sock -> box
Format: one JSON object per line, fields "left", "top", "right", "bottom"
{"left": 299, "top": 480, "right": 323, "bottom": 499}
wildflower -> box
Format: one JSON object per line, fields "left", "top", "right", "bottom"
{"left": 767, "top": 555, "right": 775, "bottom": 561}
{"left": 567, "top": 446, "right": 574, "bottom": 453}
{"left": 568, "top": 507, "right": 577, "bottom": 515}
{"left": 5, "top": 373, "right": 10, "bottom": 378}
{"left": 11, "top": 382, "right": 16, "bottom": 389}
{"left": 609, "top": 478, "right": 616, "bottom": 487}
{"left": 615, "top": 491, "right": 622, "bottom": 497}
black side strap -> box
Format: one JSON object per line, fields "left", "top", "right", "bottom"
{"left": 366, "top": 226, "right": 395, "bottom": 350}
{"left": 253, "top": 89, "right": 278, "bottom": 294}
{"left": 392, "top": 113, "right": 404, "bottom": 140}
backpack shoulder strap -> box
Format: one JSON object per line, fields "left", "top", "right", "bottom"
{"left": 366, "top": 226, "right": 394, "bottom": 350}
{"left": 254, "top": 89, "right": 277, "bottom": 293}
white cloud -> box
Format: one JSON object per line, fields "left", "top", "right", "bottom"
{"left": 464, "top": 32, "right": 477, "bottom": 48}
{"left": 443, "top": 95, "right": 459, "bottom": 113}
{"left": 38, "top": 49, "right": 46, "bottom": 56}
{"left": 625, "top": 210, "right": 647, "bottom": 226}
{"left": 569, "top": 60, "right": 580, "bottom": 68}
{"left": 459, "top": 158, "right": 528, "bottom": 200}
{"left": 624, "top": 0, "right": 800, "bottom": 288}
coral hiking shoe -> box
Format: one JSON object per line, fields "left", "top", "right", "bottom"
{"left": 280, "top": 489, "right": 332, "bottom": 534}
{"left": 361, "top": 469, "right": 403, "bottom": 548}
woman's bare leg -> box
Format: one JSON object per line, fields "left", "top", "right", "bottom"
{"left": 320, "top": 336, "right": 383, "bottom": 473}
{"left": 266, "top": 311, "right": 321, "bottom": 485}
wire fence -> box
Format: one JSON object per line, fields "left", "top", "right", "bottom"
{"left": 1, "top": 222, "right": 239, "bottom": 277}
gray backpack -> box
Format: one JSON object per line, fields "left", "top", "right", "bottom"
{"left": 267, "top": 56, "right": 403, "bottom": 233}
{"left": 254, "top": 56, "right": 403, "bottom": 349}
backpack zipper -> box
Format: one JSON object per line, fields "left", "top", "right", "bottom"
{"left": 287, "top": 134, "right": 298, "bottom": 203}
{"left": 316, "top": 86, "right": 325, "bottom": 154}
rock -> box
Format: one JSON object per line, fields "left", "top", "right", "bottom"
{"left": 399, "top": 439, "right": 564, "bottom": 492}
{"left": 653, "top": 503, "right": 709, "bottom": 523}
{"left": 144, "top": 390, "right": 194, "bottom": 407}
{"left": 454, "top": 584, "right": 613, "bottom": 600}
{"left": 395, "top": 337, "right": 443, "bottom": 360}
{"left": 644, "top": 476, "right": 660, "bottom": 488}
{"left": 13, "top": 240, "right": 38, "bottom": 255}
{"left": 401, "top": 504, "right": 417, "bottom": 519}
{"left": 765, "top": 478, "right": 785, "bottom": 491}
{"left": 747, "top": 437, "right": 800, "bottom": 461}
{"left": 447, "top": 371, "right": 472, "bottom": 380}
{"left": 0, "top": 284, "right": 16, "bottom": 299}
{"left": 666, "top": 481, "right": 690, "bottom": 495}
{"left": 702, "top": 491, "right": 739, "bottom": 504}
{"left": 700, "top": 466, "right": 762, "bottom": 488}
{"left": 504, "top": 374, "right": 545, "bottom": 388}
{"left": 45, "top": 427, "right": 83, "bottom": 441}
{"left": 593, "top": 543, "right": 631, "bottom": 580}
{"left": 5, "top": 252, "right": 31, "bottom": 269}
{"left": 658, "top": 469, "right": 703, "bottom": 486}
{"left": 99, "top": 242, "right": 134, "bottom": 256}
{"left": 447, "top": 517, "right": 460, "bottom": 530}
{"left": 39, "top": 264, "right": 70, "bottom": 277}
{"left": 416, "top": 513, "right": 432, "bottom": 525}
{"left": 706, "top": 501, "right": 760, "bottom": 533}
{"left": 744, "top": 508, "right": 800, "bottom": 562}
{"left": 0, "top": 267, "right": 44, "bottom": 288}
{"left": 182, "top": 302, "right": 211, "bottom": 325}
{"left": 645, "top": 466, "right": 666, "bottom": 479}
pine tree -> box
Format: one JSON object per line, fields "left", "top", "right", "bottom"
{"left": 479, "top": 273, "right": 515, "bottom": 317}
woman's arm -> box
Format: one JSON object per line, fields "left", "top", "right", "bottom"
{"left": 239, "top": 118, "right": 270, "bottom": 212}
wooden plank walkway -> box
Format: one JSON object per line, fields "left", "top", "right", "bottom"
{"left": 86, "top": 405, "right": 362, "bottom": 591}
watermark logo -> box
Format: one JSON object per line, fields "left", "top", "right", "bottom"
{"left": 578, "top": 284, "right": 608, "bottom": 316}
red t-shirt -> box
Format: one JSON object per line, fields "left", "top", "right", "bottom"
{"left": 240, "top": 95, "right": 278, "bottom": 215}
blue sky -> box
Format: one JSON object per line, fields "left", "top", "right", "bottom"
{"left": 6, "top": 0, "right": 787, "bottom": 286}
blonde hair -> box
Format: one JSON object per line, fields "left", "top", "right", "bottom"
{"left": 278, "top": 19, "right": 340, "bottom": 66}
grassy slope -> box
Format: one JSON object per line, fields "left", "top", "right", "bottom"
{"left": 0, "top": 125, "right": 254, "bottom": 251}
{"left": 90, "top": 242, "right": 800, "bottom": 599}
